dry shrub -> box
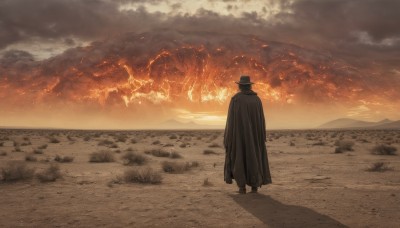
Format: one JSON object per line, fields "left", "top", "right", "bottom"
{"left": 121, "top": 151, "right": 148, "bottom": 165}
{"left": 130, "top": 138, "right": 138, "bottom": 144}
{"left": 180, "top": 142, "right": 191, "bottom": 148}
{"left": 312, "top": 141, "right": 326, "bottom": 146}
{"left": 162, "top": 161, "right": 191, "bottom": 173}
{"left": 163, "top": 143, "right": 174, "bottom": 147}
{"left": 25, "top": 154, "right": 37, "bottom": 162}
{"left": 38, "top": 144, "right": 48, "bottom": 149}
{"left": 54, "top": 155, "right": 74, "bottom": 163}
{"left": 1, "top": 161, "right": 34, "bottom": 182}
{"left": 208, "top": 142, "right": 221, "bottom": 148}
{"left": 115, "top": 136, "right": 127, "bottom": 142}
{"left": 152, "top": 140, "right": 161, "bottom": 145}
{"left": 0, "top": 151, "right": 7, "bottom": 156}
{"left": 98, "top": 139, "right": 115, "bottom": 146}
{"left": 145, "top": 149, "right": 170, "bottom": 157}
{"left": 334, "top": 140, "right": 354, "bottom": 153}
{"left": 203, "top": 149, "right": 218, "bottom": 155}
{"left": 84, "top": 136, "right": 91, "bottom": 141}
{"left": 371, "top": 145, "right": 397, "bottom": 155}
{"left": 0, "top": 142, "right": 4, "bottom": 147}
{"left": 123, "top": 167, "right": 162, "bottom": 184}
{"left": 169, "top": 134, "right": 178, "bottom": 139}
{"left": 191, "top": 161, "right": 200, "bottom": 167}
{"left": 21, "top": 141, "right": 32, "bottom": 146}
{"left": 36, "top": 164, "right": 62, "bottom": 182}
{"left": 89, "top": 151, "right": 115, "bottom": 162}
{"left": 203, "top": 178, "right": 213, "bottom": 187}
{"left": 33, "top": 149, "right": 43, "bottom": 154}
{"left": 13, "top": 146, "right": 22, "bottom": 152}
{"left": 109, "top": 144, "right": 119, "bottom": 148}
{"left": 170, "top": 151, "right": 183, "bottom": 159}
{"left": 162, "top": 161, "right": 199, "bottom": 173}
{"left": 366, "top": 162, "right": 393, "bottom": 172}
{"left": 49, "top": 138, "right": 60, "bottom": 143}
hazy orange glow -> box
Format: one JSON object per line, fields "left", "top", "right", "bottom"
{"left": 0, "top": 33, "right": 399, "bottom": 129}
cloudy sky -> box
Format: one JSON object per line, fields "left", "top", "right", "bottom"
{"left": 0, "top": 0, "right": 399, "bottom": 129}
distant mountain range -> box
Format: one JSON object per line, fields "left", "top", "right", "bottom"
{"left": 318, "top": 118, "right": 400, "bottom": 129}
{"left": 159, "top": 119, "right": 223, "bottom": 129}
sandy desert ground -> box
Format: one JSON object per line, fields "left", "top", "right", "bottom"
{"left": 0, "top": 128, "right": 399, "bottom": 227}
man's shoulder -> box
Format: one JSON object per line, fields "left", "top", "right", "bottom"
{"left": 232, "top": 92, "right": 241, "bottom": 99}
{"left": 231, "top": 91, "right": 260, "bottom": 100}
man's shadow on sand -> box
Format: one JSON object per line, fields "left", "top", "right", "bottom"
{"left": 231, "top": 193, "right": 348, "bottom": 228}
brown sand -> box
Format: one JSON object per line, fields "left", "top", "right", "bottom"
{"left": 0, "top": 129, "right": 399, "bottom": 227}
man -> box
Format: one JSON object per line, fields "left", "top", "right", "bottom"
{"left": 224, "top": 75, "right": 272, "bottom": 194}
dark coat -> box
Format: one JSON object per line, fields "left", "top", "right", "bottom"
{"left": 224, "top": 90, "right": 272, "bottom": 187}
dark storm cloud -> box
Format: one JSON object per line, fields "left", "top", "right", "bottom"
{"left": 0, "top": 0, "right": 399, "bottom": 68}
{"left": 254, "top": 0, "right": 400, "bottom": 69}
{"left": 0, "top": 0, "right": 165, "bottom": 49}
{"left": 286, "top": 0, "right": 400, "bottom": 42}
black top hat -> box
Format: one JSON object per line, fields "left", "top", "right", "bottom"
{"left": 235, "top": 75, "right": 254, "bottom": 85}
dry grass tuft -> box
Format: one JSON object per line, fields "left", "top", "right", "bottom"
{"left": 334, "top": 140, "right": 354, "bottom": 153}
{"left": 33, "top": 149, "right": 44, "bottom": 154}
{"left": 203, "top": 149, "right": 218, "bottom": 155}
{"left": 144, "top": 149, "right": 170, "bottom": 157}
{"left": 121, "top": 151, "right": 148, "bottom": 165}
{"left": 115, "top": 136, "right": 127, "bottom": 143}
{"left": 170, "top": 151, "right": 183, "bottom": 159}
{"left": 38, "top": 144, "right": 48, "bottom": 149}
{"left": 179, "top": 143, "right": 189, "bottom": 148}
{"left": 123, "top": 167, "right": 162, "bottom": 184}
{"left": 161, "top": 160, "right": 199, "bottom": 173}
{"left": 169, "top": 134, "right": 178, "bottom": 139}
{"left": 208, "top": 142, "right": 221, "bottom": 148}
{"left": 25, "top": 154, "right": 37, "bottom": 162}
{"left": 49, "top": 138, "right": 60, "bottom": 143}
{"left": 36, "top": 164, "right": 62, "bottom": 182}
{"left": 371, "top": 145, "right": 397, "bottom": 155}
{"left": 98, "top": 139, "right": 114, "bottom": 146}
{"left": 203, "top": 178, "right": 213, "bottom": 186}
{"left": 1, "top": 161, "right": 34, "bottom": 182}
{"left": 20, "top": 141, "right": 32, "bottom": 146}
{"left": 54, "top": 155, "right": 74, "bottom": 163}
{"left": 312, "top": 141, "right": 327, "bottom": 146}
{"left": 89, "top": 151, "right": 115, "bottom": 162}
{"left": 162, "top": 161, "right": 191, "bottom": 173}
{"left": 366, "top": 162, "right": 393, "bottom": 172}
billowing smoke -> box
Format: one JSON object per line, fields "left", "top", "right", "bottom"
{"left": 1, "top": 31, "right": 391, "bottom": 107}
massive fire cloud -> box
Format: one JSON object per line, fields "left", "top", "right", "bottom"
{"left": 0, "top": 31, "right": 399, "bottom": 128}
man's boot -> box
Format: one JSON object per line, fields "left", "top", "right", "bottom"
{"left": 251, "top": 186, "right": 258, "bottom": 193}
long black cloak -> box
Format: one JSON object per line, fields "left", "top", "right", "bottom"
{"left": 224, "top": 90, "right": 272, "bottom": 187}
